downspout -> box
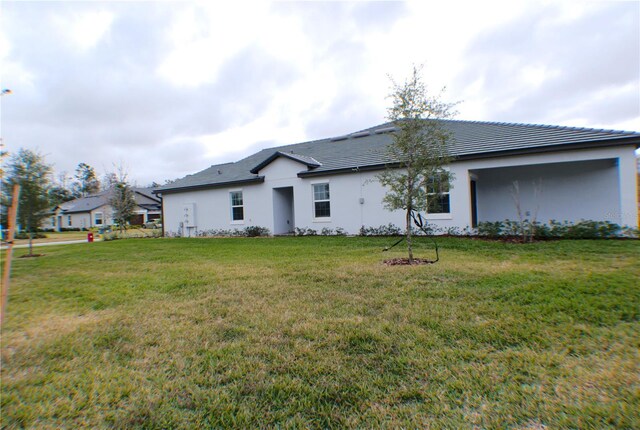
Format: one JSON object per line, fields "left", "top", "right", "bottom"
{"left": 158, "top": 193, "right": 165, "bottom": 237}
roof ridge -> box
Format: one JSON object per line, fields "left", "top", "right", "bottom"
{"left": 245, "top": 121, "right": 395, "bottom": 155}
{"left": 441, "top": 118, "right": 640, "bottom": 135}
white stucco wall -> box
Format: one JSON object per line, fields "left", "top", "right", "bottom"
{"left": 91, "top": 205, "right": 114, "bottom": 227}
{"left": 463, "top": 145, "right": 637, "bottom": 227}
{"left": 63, "top": 212, "right": 91, "bottom": 229}
{"left": 161, "top": 145, "right": 639, "bottom": 236}
{"left": 474, "top": 159, "right": 620, "bottom": 223}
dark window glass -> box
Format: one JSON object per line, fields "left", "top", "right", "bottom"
{"left": 232, "top": 206, "right": 244, "bottom": 221}
{"left": 313, "top": 183, "right": 330, "bottom": 218}
{"left": 230, "top": 191, "right": 244, "bottom": 221}
{"left": 426, "top": 173, "right": 450, "bottom": 214}
{"left": 313, "top": 183, "right": 330, "bottom": 200}
{"left": 314, "top": 201, "right": 331, "bottom": 218}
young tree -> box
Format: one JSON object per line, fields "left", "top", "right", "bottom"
{"left": 3, "top": 149, "right": 52, "bottom": 255}
{"left": 377, "top": 66, "right": 457, "bottom": 263}
{"left": 109, "top": 169, "right": 136, "bottom": 232}
{"left": 74, "top": 162, "right": 100, "bottom": 197}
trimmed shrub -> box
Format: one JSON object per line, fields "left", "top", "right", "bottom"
{"left": 14, "top": 232, "right": 47, "bottom": 239}
{"left": 295, "top": 227, "right": 317, "bottom": 236}
{"left": 477, "top": 219, "right": 636, "bottom": 240}
{"left": 359, "top": 223, "right": 403, "bottom": 236}
{"left": 243, "top": 226, "right": 270, "bottom": 237}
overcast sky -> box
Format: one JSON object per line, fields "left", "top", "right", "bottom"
{"left": 1, "top": 1, "right": 638, "bottom": 186}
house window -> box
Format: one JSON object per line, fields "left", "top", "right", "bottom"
{"left": 313, "top": 183, "right": 331, "bottom": 218}
{"left": 426, "top": 174, "right": 450, "bottom": 214}
{"left": 94, "top": 212, "right": 103, "bottom": 225}
{"left": 67, "top": 215, "right": 72, "bottom": 226}
{"left": 230, "top": 191, "right": 244, "bottom": 222}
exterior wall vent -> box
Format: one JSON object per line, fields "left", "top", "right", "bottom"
{"left": 350, "top": 131, "right": 371, "bottom": 138}
{"left": 374, "top": 126, "right": 397, "bottom": 134}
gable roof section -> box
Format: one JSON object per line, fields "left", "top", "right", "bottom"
{"left": 250, "top": 151, "right": 321, "bottom": 174}
{"left": 57, "top": 187, "right": 162, "bottom": 214}
{"left": 58, "top": 190, "right": 111, "bottom": 213}
{"left": 156, "top": 119, "right": 640, "bottom": 193}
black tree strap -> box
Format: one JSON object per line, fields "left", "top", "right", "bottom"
{"left": 382, "top": 236, "right": 405, "bottom": 252}
{"left": 382, "top": 210, "right": 440, "bottom": 263}
{"left": 411, "top": 211, "right": 439, "bottom": 263}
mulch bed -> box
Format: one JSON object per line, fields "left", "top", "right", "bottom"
{"left": 19, "top": 254, "right": 45, "bottom": 258}
{"left": 384, "top": 258, "right": 436, "bottom": 266}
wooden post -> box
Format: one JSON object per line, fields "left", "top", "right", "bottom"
{"left": 1, "top": 184, "right": 20, "bottom": 326}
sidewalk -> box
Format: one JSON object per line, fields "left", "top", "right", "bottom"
{"left": 1, "top": 239, "right": 102, "bottom": 249}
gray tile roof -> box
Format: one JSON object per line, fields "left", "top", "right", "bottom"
{"left": 58, "top": 190, "right": 112, "bottom": 213}
{"left": 156, "top": 119, "right": 640, "bottom": 193}
{"left": 250, "top": 151, "right": 321, "bottom": 174}
{"left": 57, "top": 187, "right": 161, "bottom": 213}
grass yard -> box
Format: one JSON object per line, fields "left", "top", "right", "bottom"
{"left": 1, "top": 237, "right": 638, "bottom": 428}
{"left": 11, "top": 231, "right": 89, "bottom": 245}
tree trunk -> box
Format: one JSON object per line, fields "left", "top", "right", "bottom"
{"left": 28, "top": 231, "right": 34, "bottom": 257}
{"left": 406, "top": 208, "right": 413, "bottom": 263}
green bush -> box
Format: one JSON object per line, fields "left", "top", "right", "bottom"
{"left": 14, "top": 232, "right": 47, "bottom": 239}
{"left": 476, "top": 219, "right": 635, "bottom": 240}
{"left": 359, "top": 223, "right": 402, "bottom": 236}
{"left": 295, "top": 227, "right": 317, "bottom": 236}
{"left": 243, "top": 226, "right": 270, "bottom": 237}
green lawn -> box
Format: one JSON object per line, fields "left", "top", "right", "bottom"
{"left": 1, "top": 237, "right": 639, "bottom": 428}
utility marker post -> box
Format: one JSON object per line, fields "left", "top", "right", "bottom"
{"left": 1, "top": 184, "right": 21, "bottom": 326}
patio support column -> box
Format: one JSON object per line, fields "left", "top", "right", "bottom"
{"left": 618, "top": 155, "right": 639, "bottom": 227}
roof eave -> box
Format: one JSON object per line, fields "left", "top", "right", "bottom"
{"left": 134, "top": 190, "right": 162, "bottom": 203}
{"left": 298, "top": 163, "right": 398, "bottom": 178}
{"left": 154, "top": 177, "right": 265, "bottom": 195}
{"left": 250, "top": 151, "right": 321, "bottom": 174}
{"left": 455, "top": 137, "right": 640, "bottom": 161}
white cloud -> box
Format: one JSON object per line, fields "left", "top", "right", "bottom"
{"left": 157, "top": 3, "right": 275, "bottom": 87}
{"left": 0, "top": 1, "right": 637, "bottom": 186}
{"left": 55, "top": 10, "right": 114, "bottom": 51}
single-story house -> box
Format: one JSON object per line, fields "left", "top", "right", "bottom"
{"left": 42, "top": 187, "right": 162, "bottom": 231}
{"left": 154, "top": 120, "right": 639, "bottom": 237}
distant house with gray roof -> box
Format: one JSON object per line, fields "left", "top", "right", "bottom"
{"left": 42, "top": 188, "right": 162, "bottom": 231}
{"left": 155, "top": 120, "right": 639, "bottom": 236}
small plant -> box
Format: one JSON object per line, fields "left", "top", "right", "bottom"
{"left": 320, "top": 227, "right": 334, "bottom": 236}
{"left": 445, "top": 226, "right": 461, "bottom": 236}
{"left": 477, "top": 221, "right": 503, "bottom": 239}
{"left": 243, "top": 226, "right": 270, "bottom": 237}
{"left": 359, "top": 223, "right": 403, "bottom": 236}
{"left": 295, "top": 227, "right": 318, "bottom": 236}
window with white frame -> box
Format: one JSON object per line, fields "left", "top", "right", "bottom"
{"left": 313, "top": 183, "right": 331, "bottom": 218}
{"left": 67, "top": 215, "right": 72, "bottom": 226}
{"left": 426, "top": 173, "right": 450, "bottom": 214}
{"left": 94, "top": 212, "right": 103, "bottom": 225}
{"left": 230, "top": 191, "right": 244, "bottom": 222}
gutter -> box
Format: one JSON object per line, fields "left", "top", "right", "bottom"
{"left": 152, "top": 176, "right": 265, "bottom": 195}
{"left": 453, "top": 138, "right": 640, "bottom": 161}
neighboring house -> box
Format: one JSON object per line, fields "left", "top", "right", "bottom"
{"left": 42, "top": 188, "right": 162, "bottom": 231}
{"left": 155, "top": 120, "right": 640, "bottom": 237}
